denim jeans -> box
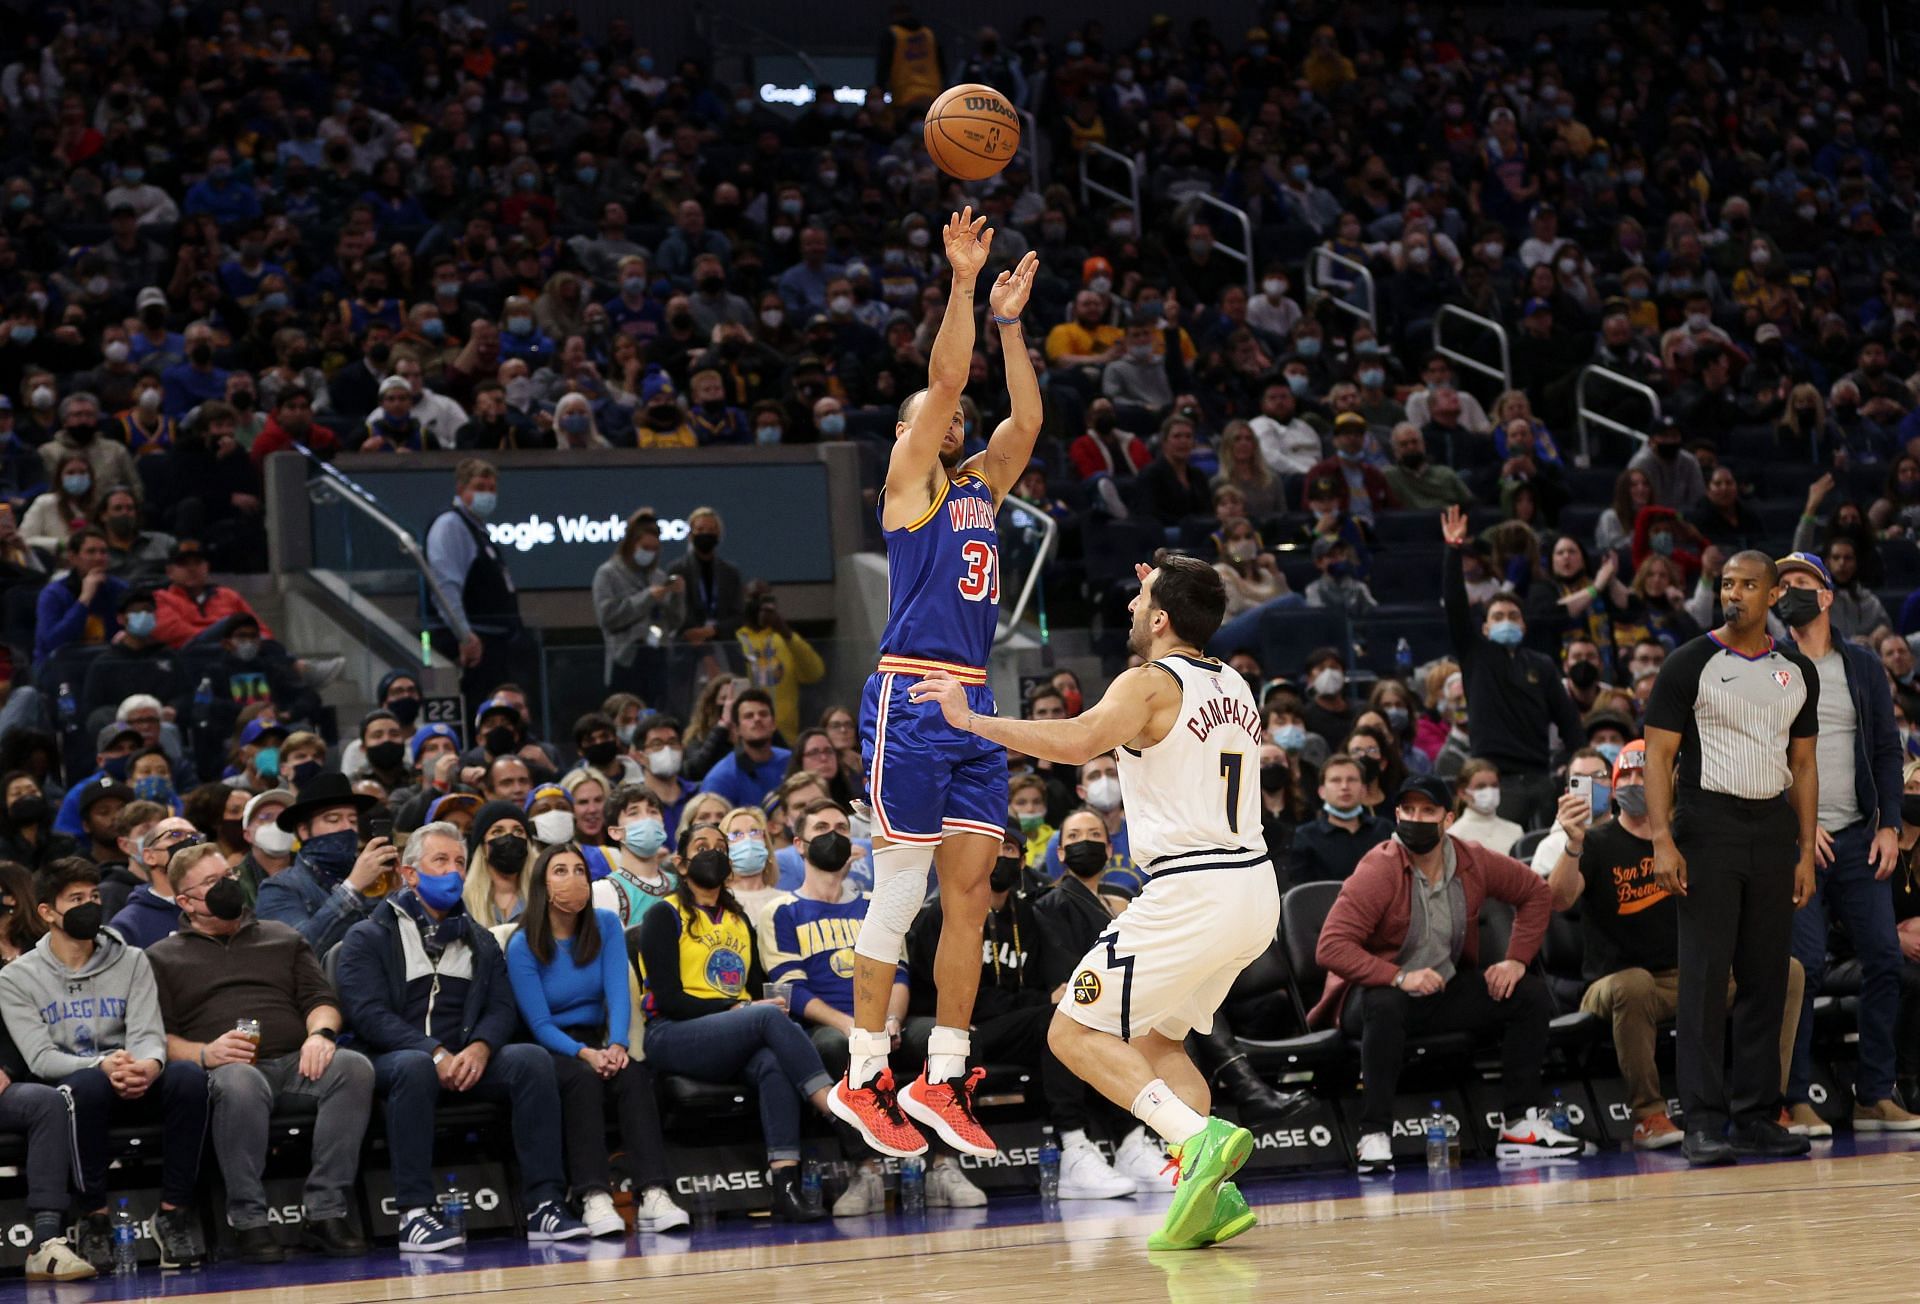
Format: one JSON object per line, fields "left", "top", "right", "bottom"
{"left": 372, "top": 1042, "right": 566, "bottom": 1212}
{"left": 643, "top": 1004, "right": 833, "bottom": 1163}
{"left": 1788, "top": 820, "right": 1903, "bottom": 1105}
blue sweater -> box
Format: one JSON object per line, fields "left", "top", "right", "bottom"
{"left": 698, "top": 747, "right": 792, "bottom": 808}
{"left": 504, "top": 908, "right": 632, "bottom": 1056}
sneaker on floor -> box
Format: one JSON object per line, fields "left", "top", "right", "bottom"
{"left": 580, "top": 1191, "right": 625, "bottom": 1237}
{"left": 1058, "top": 1140, "right": 1136, "bottom": 1200}
{"left": 77, "top": 1212, "right": 112, "bottom": 1274}
{"left": 1147, "top": 1181, "right": 1256, "bottom": 1252}
{"left": 1786, "top": 1102, "right": 1833, "bottom": 1138}
{"left": 1495, "top": 1109, "right": 1583, "bottom": 1160}
{"left": 1854, "top": 1098, "right": 1920, "bottom": 1132}
{"left": 1729, "top": 1118, "right": 1811, "bottom": 1158}
{"left": 1113, "top": 1126, "right": 1172, "bottom": 1193}
{"left": 900, "top": 1068, "right": 997, "bottom": 1158}
{"left": 25, "top": 1237, "right": 95, "bottom": 1282}
{"left": 398, "top": 1209, "right": 463, "bottom": 1254}
{"left": 1156, "top": 1118, "right": 1253, "bottom": 1249}
{"left": 1356, "top": 1132, "right": 1394, "bottom": 1175}
{"left": 1631, "top": 1113, "right": 1685, "bottom": 1150}
{"left": 924, "top": 1157, "right": 987, "bottom": 1208}
{"left": 153, "top": 1205, "right": 203, "bottom": 1269}
{"left": 635, "top": 1185, "right": 690, "bottom": 1232}
{"left": 831, "top": 1166, "right": 885, "bottom": 1217}
{"left": 829, "top": 1070, "right": 929, "bottom": 1158}
{"left": 526, "top": 1201, "right": 590, "bottom": 1243}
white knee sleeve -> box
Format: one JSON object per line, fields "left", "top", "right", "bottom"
{"left": 853, "top": 841, "right": 933, "bottom": 964}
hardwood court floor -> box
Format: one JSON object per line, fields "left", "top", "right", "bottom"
{"left": 54, "top": 1143, "right": 1920, "bottom": 1304}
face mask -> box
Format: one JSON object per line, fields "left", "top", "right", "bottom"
{"left": 1311, "top": 667, "right": 1345, "bottom": 698}
{"left": 1062, "top": 840, "right": 1108, "bottom": 878}
{"left": 990, "top": 855, "right": 1022, "bottom": 892}
{"left": 1384, "top": 707, "right": 1410, "bottom": 733}
{"left": 647, "top": 745, "right": 683, "bottom": 777}
{"left": 1407, "top": 246, "right": 1431, "bottom": 267}
{"left": 125, "top": 609, "right": 157, "bottom": 639}
{"left": 487, "top": 834, "right": 529, "bottom": 875}
{"left": 1468, "top": 788, "right": 1501, "bottom": 815}
{"left": 1773, "top": 587, "right": 1823, "bottom": 628}
{"left": 1272, "top": 724, "right": 1307, "bottom": 753}
{"left": 1611, "top": 784, "right": 1649, "bottom": 818}
{"left": 1296, "top": 337, "right": 1322, "bottom": 358}
{"left": 727, "top": 838, "right": 768, "bottom": 874}
{"left": 246, "top": 817, "right": 292, "bottom": 855}
{"left": 805, "top": 830, "right": 852, "bottom": 872}
{"left": 412, "top": 867, "right": 466, "bottom": 913}
{"left": 1487, "top": 620, "right": 1524, "bottom": 647}
{"left": 134, "top": 775, "right": 175, "bottom": 805}
{"left": 1287, "top": 374, "right": 1310, "bottom": 396}
{"left": 686, "top": 848, "right": 731, "bottom": 889}
{"left": 817, "top": 412, "right": 846, "bottom": 437}
{"left": 1396, "top": 817, "right": 1443, "bottom": 854}
{"left": 1324, "top": 800, "right": 1366, "bottom": 820}
{"left": 482, "top": 726, "right": 518, "bottom": 757}
{"left": 532, "top": 809, "right": 575, "bottom": 845}
{"left": 623, "top": 818, "right": 667, "bottom": 857}
{"left": 289, "top": 760, "right": 323, "bottom": 789}
{"left": 1650, "top": 533, "right": 1676, "bottom": 557}
{"left": 692, "top": 533, "right": 719, "bottom": 556}
{"left": 8, "top": 795, "right": 46, "bottom": 826}
{"left": 560, "top": 413, "right": 591, "bottom": 438}
{"left": 139, "top": 389, "right": 162, "bottom": 411}
{"left": 461, "top": 488, "right": 498, "bottom": 520}
{"left": 1352, "top": 755, "right": 1381, "bottom": 787}
{"left": 1595, "top": 743, "right": 1624, "bottom": 766}
{"left": 103, "top": 339, "right": 130, "bottom": 364}
{"left": 1084, "top": 776, "right": 1122, "bottom": 812}
{"left": 248, "top": 745, "right": 277, "bottom": 776}
{"left": 1567, "top": 661, "right": 1601, "bottom": 690}
{"left": 299, "top": 828, "right": 359, "bottom": 881}
{"left": 60, "top": 900, "right": 104, "bottom": 941}
{"left": 1901, "top": 794, "right": 1920, "bottom": 827}
{"left": 420, "top": 318, "right": 445, "bottom": 341}
{"left": 1259, "top": 763, "right": 1288, "bottom": 795}
{"left": 62, "top": 473, "right": 92, "bottom": 498}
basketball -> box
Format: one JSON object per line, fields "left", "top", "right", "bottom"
{"left": 923, "top": 82, "right": 1021, "bottom": 181}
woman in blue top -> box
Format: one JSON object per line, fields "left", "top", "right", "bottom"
{"left": 506, "top": 843, "right": 689, "bottom": 1236}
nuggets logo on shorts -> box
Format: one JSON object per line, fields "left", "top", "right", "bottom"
{"left": 1072, "top": 971, "right": 1103, "bottom": 1005}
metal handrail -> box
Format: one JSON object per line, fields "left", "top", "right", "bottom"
{"left": 1015, "top": 108, "right": 1043, "bottom": 188}
{"left": 1303, "top": 246, "right": 1376, "bottom": 332}
{"left": 294, "top": 444, "right": 472, "bottom": 649}
{"left": 1574, "top": 366, "right": 1662, "bottom": 467}
{"left": 1191, "top": 194, "right": 1255, "bottom": 298}
{"left": 995, "top": 492, "right": 1057, "bottom": 645}
{"left": 1078, "top": 142, "right": 1141, "bottom": 225}
{"left": 1432, "top": 305, "right": 1512, "bottom": 394}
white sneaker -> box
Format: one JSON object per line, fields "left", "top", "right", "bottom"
{"left": 635, "top": 1185, "right": 690, "bottom": 1232}
{"left": 1357, "top": 1132, "right": 1394, "bottom": 1175}
{"left": 924, "top": 1156, "right": 987, "bottom": 1208}
{"left": 580, "top": 1191, "right": 624, "bottom": 1237}
{"left": 25, "top": 1236, "right": 95, "bottom": 1281}
{"left": 1112, "top": 1126, "right": 1171, "bottom": 1193}
{"left": 1057, "top": 1139, "right": 1136, "bottom": 1199}
{"left": 832, "top": 1166, "right": 885, "bottom": 1216}
{"left": 1495, "top": 1109, "right": 1583, "bottom": 1159}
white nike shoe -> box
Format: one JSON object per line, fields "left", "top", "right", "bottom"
{"left": 1495, "top": 1109, "right": 1584, "bottom": 1160}
{"left": 924, "top": 1156, "right": 987, "bottom": 1207}
{"left": 1057, "top": 1139, "right": 1136, "bottom": 1199}
{"left": 832, "top": 1166, "right": 885, "bottom": 1217}
{"left": 1112, "top": 1126, "right": 1172, "bottom": 1193}
{"left": 635, "top": 1185, "right": 691, "bottom": 1232}
{"left": 1357, "top": 1131, "right": 1394, "bottom": 1175}
{"left": 580, "top": 1191, "right": 624, "bottom": 1237}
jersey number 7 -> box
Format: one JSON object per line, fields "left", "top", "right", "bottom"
{"left": 958, "top": 539, "right": 1001, "bottom": 603}
{"left": 1219, "top": 752, "right": 1243, "bottom": 834}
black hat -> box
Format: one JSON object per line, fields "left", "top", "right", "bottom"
{"left": 79, "top": 776, "right": 135, "bottom": 816}
{"left": 1395, "top": 774, "right": 1453, "bottom": 809}
{"left": 276, "top": 771, "right": 380, "bottom": 832}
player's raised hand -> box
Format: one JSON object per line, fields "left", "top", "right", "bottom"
{"left": 944, "top": 207, "right": 993, "bottom": 281}
{"left": 1440, "top": 504, "right": 1469, "bottom": 548}
{"left": 990, "top": 250, "right": 1040, "bottom": 319}
{"left": 907, "top": 671, "right": 972, "bottom": 729}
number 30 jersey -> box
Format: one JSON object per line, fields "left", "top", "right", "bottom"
{"left": 878, "top": 471, "right": 1000, "bottom": 670}
{"left": 1119, "top": 655, "right": 1268, "bottom": 875}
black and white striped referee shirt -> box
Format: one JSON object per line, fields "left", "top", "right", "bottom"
{"left": 1644, "top": 632, "right": 1819, "bottom": 800}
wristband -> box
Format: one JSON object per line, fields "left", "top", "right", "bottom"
{"left": 991, "top": 313, "right": 1022, "bottom": 326}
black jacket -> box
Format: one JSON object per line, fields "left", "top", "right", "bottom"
{"left": 666, "top": 552, "right": 745, "bottom": 639}
{"left": 335, "top": 899, "right": 520, "bottom": 1056}
{"left": 1030, "top": 875, "right": 1112, "bottom": 991}
{"left": 906, "top": 889, "right": 1050, "bottom": 1022}
{"left": 1444, "top": 545, "right": 1587, "bottom": 770}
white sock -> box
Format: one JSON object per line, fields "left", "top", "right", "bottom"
{"left": 1131, "top": 1079, "right": 1207, "bottom": 1147}
{"left": 927, "top": 1025, "right": 971, "bottom": 1082}
{"left": 848, "top": 1027, "right": 891, "bottom": 1089}
{"left": 405, "top": 1207, "right": 429, "bottom": 1223}
{"left": 1061, "top": 1128, "right": 1090, "bottom": 1150}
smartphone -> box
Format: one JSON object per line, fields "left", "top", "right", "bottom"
{"left": 1568, "top": 774, "right": 1595, "bottom": 817}
{"left": 368, "top": 818, "right": 394, "bottom": 845}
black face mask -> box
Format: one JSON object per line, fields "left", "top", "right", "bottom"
{"left": 367, "top": 740, "right": 406, "bottom": 771}
{"left": 387, "top": 696, "right": 421, "bottom": 726}
{"left": 691, "top": 533, "right": 719, "bottom": 556}
{"left": 1396, "top": 817, "right": 1444, "bottom": 855}
{"left": 59, "top": 900, "right": 103, "bottom": 941}
{"left": 1654, "top": 441, "right": 1680, "bottom": 461}
{"left": 204, "top": 877, "right": 246, "bottom": 921}
{"left": 1062, "top": 840, "right": 1108, "bottom": 878}
{"left": 805, "top": 830, "right": 852, "bottom": 871}
{"left": 1773, "top": 587, "right": 1824, "bottom": 628}
{"left": 1090, "top": 411, "right": 1117, "bottom": 434}
{"left": 1355, "top": 756, "right": 1382, "bottom": 787}
{"left": 484, "top": 726, "right": 519, "bottom": 756}
{"left": 1399, "top": 451, "right": 1426, "bottom": 472}
{"left": 66, "top": 422, "right": 96, "bottom": 443}
{"left": 583, "top": 740, "right": 621, "bottom": 770}
{"left": 698, "top": 275, "right": 725, "bottom": 295}
{"left": 1902, "top": 794, "right": 1920, "bottom": 829}
{"left": 189, "top": 344, "right": 213, "bottom": 367}
{"left": 487, "top": 834, "right": 529, "bottom": 875}
{"left": 8, "top": 795, "right": 48, "bottom": 826}
{"left": 686, "top": 848, "right": 732, "bottom": 889}
{"left": 1259, "top": 763, "right": 1288, "bottom": 793}
{"left": 990, "top": 854, "right": 1022, "bottom": 892}
{"left": 1567, "top": 661, "right": 1601, "bottom": 690}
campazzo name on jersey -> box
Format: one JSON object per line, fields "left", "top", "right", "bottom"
{"left": 1185, "top": 693, "right": 1264, "bottom": 746}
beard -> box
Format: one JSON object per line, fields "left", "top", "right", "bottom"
{"left": 1126, "top": 613, "right": 1151, "bottom": 658}
{"left": 938, "top": 443, "right": 963, "bottom": 470}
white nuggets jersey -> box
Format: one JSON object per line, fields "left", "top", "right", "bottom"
{"left": 1117, "top": 654, "right": 1268, "bottom": 875}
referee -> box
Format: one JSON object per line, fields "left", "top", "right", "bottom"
{"left": 1643, "top": 551, "right": 1819, "bottom": 1166}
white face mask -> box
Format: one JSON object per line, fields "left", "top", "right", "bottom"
{"left": 1262, "top": 277, "right": 1286, "bottom": 298}
{"left": 1084, "top": 775, "right": 1123, "bottom": 812}
{"left": 646, "top": 745, "right": 683, "bottom": 777}
{"left": 531, "top": 809, "right": 576, "bottom": 845}
{"left": 1468, "top": 788, "right": 1502, "bottom": 815}
{"left": 1311, "top": 667, "right": 1345, "bottom": 698}
{"left": 252, "top": 821, "right": 294, "bottom": 856}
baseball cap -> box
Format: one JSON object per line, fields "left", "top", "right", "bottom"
{"left": 409, "top": 722, "right": 460, "bottom": 762}
{"left": 1523, "top": 296, "right": 1553, "bottom": 316}
{"left": 1082, "top": 256, "right": 1114, "bottom": 284}
{"left": 378, "top": 375, "right": 412, "bottom": 398}
{"left": 1776, "top": 551, "right": 1833, "bottom": 590}
{"left": 239, "top": 717, "right": 289, "bottom": 747}
{"left": 427, "top": 791, "right": 481, "bottom": 823}
{"left": 523, "top": 783, "right": 570, "bottom": 812}
{"left": 475, "top": 696, "right": 519, "bottom": 726}
{"left": 1311, "top": 536, "right": 1342, "bottom": 560}
{"left": 1395, "top": 773, "right": 1453, "bottom": 809}
{"left": 96, "top": 721, "right": 142, "bottom": 752}
{"left": 1755, "top": 323, "right": 1782, "bottom": 344}
{"left": 1611, "top": 739, "right": 1647, "bottom": 789}
{"left": 168, "top": 539, "right": 209, "bottom": 564}
{"left": 79, "top": 777, "right": 135, "bottom": 815}
{"left": 136, "top": 287, "right": 168, "bottom": 310}
{"left": 243, "top": 787, "right": 296, "bottom": 827}
{"left": 1333, "top": 411, "right": 1368, "bottom": 433}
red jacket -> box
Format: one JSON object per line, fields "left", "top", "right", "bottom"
{"left": 1301, "top": 457, "right": 1399, "bottom": 513}
{"left": 1308, "top": 833, "right": 1548, "bottom": 1029}
{"left": 153, "top": 583, "right": 273, "bottom": 649}
{"left": 251, "top": 415, "right": 335, "bottom": 471}
{"left": 1069, "top": 431, "right": 1151, "bottom": 480}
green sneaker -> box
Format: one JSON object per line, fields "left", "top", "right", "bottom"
{"left": 1153, "top": 1118, "right": 1254, "bottom": 1249}
{"left": 1146, "top": 1181, "right": 1256, "bottom": 1251}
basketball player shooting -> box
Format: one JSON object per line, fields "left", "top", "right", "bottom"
{"left": 830, "top": 209, "right": 1042, "bottom": 1160}
{"left": 912, "top": 556, "right": 1279, "bottom": 1251}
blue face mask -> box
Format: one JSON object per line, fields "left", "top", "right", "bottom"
{"left": 1650, "top": 533, "right": 1675, "bottom": 557}
{"left": 506, "top": 316, "right": 534, "bottom": 336}
{"left": 622, "top": 276, "right": 647, "bottom": 298}
{"left": 468, "top": 490, "right": 497, "bottom": 519}
{"left": 728, "top": 839, "right": 768, "bottom": 874}
{"left": 755, "top": 425, "right": 782, "bottom": 445}
{"left": 818, "top": 413, "right": 845, "bottom": 436}
{"left": 421, "top": 318, "right": 445, "bottom": 340}
{"left": 290, "top": 759, "right": 323, "bottom": 789}
{"left": 1296, "top": 337, "right": 1322, "bottom": 358}
{"left": 1591, "top": 780, "right": 1613, "bottom": 817}
{"left": 436, "top": 280, "right": 463, "bottom": 300}
{"left": 126, "top": 610, "right": 157, "bottom": 639}
{"left": 133, "top": 775, "right": 175, "bottom": 805}
{"left": 1287, "top": 374, "right": 1310, "bottom": 395}
{"left": 63, "top": 473, "right": 92, "bottom": 497}
{"left": 1359, "top": 368, "right": 1385, "bottom": 388}
{"left": 411, "top": 868, "right": 466, "bottom": 913}
{"left": 576, "top": 167, "right": 598, "bottom": 185}
{"left": 1487, "top": 620, "right": 1525, "bottom": 647}
{"left": 299, "top": 828, "right": 359, "bottom": 881}
{"left": 1595, "top": 742, "right": 1623, "bottom": 764}
{"left": 623, "top": 817, "right": 667, "bottom": 857}
{"left": 560, "top": 413, "right": 591, "bottom": 436}
{"left": 1291, "top": 164, "right": 1310, "bottom": 182}
{"left": 101, "top": 754, "right": 132, "bottom": 780}
{"left": 253, "top": 746, "right": 280, "bottom": 777}
{"left": 1273, "top": 724, "right": 1307, "bottom": 752}
{"left": 1324, "top": 800, "right": 1366, "bottom": 820}
{"left": 261, "top": 291, "right": 290, "bottom": 312}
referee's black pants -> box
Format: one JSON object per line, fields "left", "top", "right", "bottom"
{"left": 1674, "top": 790, "right": 1799, "bottom": 1133}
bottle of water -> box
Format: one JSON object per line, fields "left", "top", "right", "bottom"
{"left": 1037, "top": 1135, "right": 1061, "bottom": 1202}
{"left": 1425, "top": 1101, "right": 1448, "bottom": 1173}
{"left": 800, "top": 1160, "right": 824, "bottom": 1217}
{"left": 192, "top": 676, "right": 214, "bottom": 732}
{"left": 898, "top": 1156, "right": 925, "bottom": 1214}
{"left": 439, "top": 1176, "right": 467, "bottom": 1238}
{"left": 1395, "top": 637, "right": 1414, "bottom": 681}
{"left": 56, "top": 682, "right": 76, "bottom": 731}
{"left": 112, "top": 1199, "right": 138, "bottom": 1275}
{"left": 1549, "top": 1088, "right": 1571, "bottom": 1135}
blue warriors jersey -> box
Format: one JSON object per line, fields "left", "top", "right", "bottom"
{"left": 878, "top": 471, "right": 1000, "bottom": 672}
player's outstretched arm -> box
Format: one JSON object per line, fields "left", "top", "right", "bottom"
{"left": 908, "top": 665, "right": 1169, "bottom": 765}
{"left": 887, "top": 208, "right": 992, "bottom": 498}
{"left": 972, "top": 251, "right": 1043, "bottom": 501}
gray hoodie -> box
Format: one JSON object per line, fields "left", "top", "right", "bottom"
{"left": 0, "top": 927, "right": 168, "bottom": 1079}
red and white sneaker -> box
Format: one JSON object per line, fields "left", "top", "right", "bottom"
{"left": 900, "top": 1068, "right": 998, "bottom": 1158}
{"left": 1495, "top": 1109, "right": 1583, "bottom": 1160}
{"left": 828, "top": 1069, "right": 928, "bottom": 1158}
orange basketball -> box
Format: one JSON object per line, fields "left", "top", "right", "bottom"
{"left": 923, "top": 83, "right": 1021, "bottom": 182}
